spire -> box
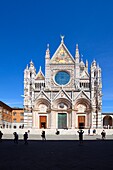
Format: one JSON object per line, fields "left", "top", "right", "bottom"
{"left": 92, "top": 59, "right": 96, "bottom": 67}
{"left": 29, "top": 60, "right": 36, "bottom": 73}
{"left": 75, "top": 44, "right": 80, "bottom": 59}
{"left": 60, "top": 35, "right": 65, "bottom": 43}
{"left": 39, "top": 66, "right": 42, "bottom": 71}
{"left": 45, "top": 43, "right": 50, "bottom": 57}
{"left": 47, "top": 43, "right": 49, "bottom": 50}
{"left": 30, "top": 60, "right": 34, "bottom": 67}
{"left": 26, "top": 64, "right": 28, "bottom": 69}
{"left": 86, "top": 60, "right": 88, "bottom": 68}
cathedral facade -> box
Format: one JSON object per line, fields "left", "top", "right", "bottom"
{"left": 23, "top": 37, "right": 102, "bottom": 129}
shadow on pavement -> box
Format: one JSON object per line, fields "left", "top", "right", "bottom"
{"left": 0, "top": 140, "right": 113, "bottom": 170}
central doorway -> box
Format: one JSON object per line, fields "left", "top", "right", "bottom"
{"left": 40, "top": 116, "right": 47, "bottom": 129}
{"left": 78, "top": 116, "right": 85, "bottom": 129}
{"left": 58, "top": 113, "right": 67, "bottom": 129}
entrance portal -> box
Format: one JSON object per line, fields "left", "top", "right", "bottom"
{"left": 103, "top": 116, "right": 112, "bottom": 127}
{"left": 58, "top": 113, "right": 67, "bottom": 129}
{"left": 40, "top": 116, "right": 47, "bottom": 129}
{"left": 78, "top": 116, "right": 85, "bottom": 129}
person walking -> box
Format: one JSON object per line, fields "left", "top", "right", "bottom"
{"left": 88, "top": 128, "right": 90, "bottom": 135}
{"left": 41, "top": 130, "right": 46, "bottom": 140}
{"left": 101, "top": 130, "right": 106, "bottom": 140}
{"left": 77, "top": 129, "right": 84, "bottom": 143}
{"left": 0, "top": 131, "right": 3, "bottom": 142}
{"left": 13, "top": 132, "right": 18, "bottom": 144}
{"left": 23, "top": 132, "right": 28, "bottom": 144}
{"left": 93, "top": 129, "right": 96, "bottom": 135}
{"left": 55, "top": 129, "right": 60, "bottom": 135}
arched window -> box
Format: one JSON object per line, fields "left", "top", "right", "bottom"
{"left": 103, "top": 116, "right": 112, "bottom": 127}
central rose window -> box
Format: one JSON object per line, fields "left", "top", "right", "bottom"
{"left": 55, "top": 71, "right": 70, "bottom": 85}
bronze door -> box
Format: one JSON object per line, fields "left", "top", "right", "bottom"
{"left": 78, "top": 116, "right": 85, "bottom": 129}
{"left": 40, "top": 116, "right": 47, "bottom": 129}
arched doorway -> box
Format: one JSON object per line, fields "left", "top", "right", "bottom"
{"left": 53, "top": 98, "right": 71, "bottom": 129}
{"left": 58, "top": 113, "right": 67, "bottom": 129}
{"left": 40, "top": 116, "right": 47, "bottom": 128}
{"left": 78, "top": 116, "right": 85, "bottom": 129}
{"left": 34, "top": 98, "right": 51, "bottom": 129}
{"left": 103, "top": 116, "right": 112, "bottom": 127}
{"left": 75, "top": 98, "right": 91, "bottom": 129}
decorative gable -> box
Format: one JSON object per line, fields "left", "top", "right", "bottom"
{"left": 74, "top": 90, "right": 90, "bottom": 101}
{"left": 35, "top": 90, "right": 50, "bottom": 102}
{"left": 53, "top": 89, "right": 72, "bottom": 101}
{"left": 50, "top": 42, "right": 75, "bottom": 64}
{"left": 35, "top": 67, "right": 45, "bottom": 80}
{"left": 80, "top": 70, "right": 89, "bottom": 79}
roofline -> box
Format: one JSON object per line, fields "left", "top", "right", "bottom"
{"left": 0, "top": 101, "right": 12, "bottom": 110}
{"left": 0, "top": 101, "right": 23, "bottom": 111}
{"left": 12, "top": 107, "right": 24, "bottom": 110}
{"left": 102, "top": 112, "right": 113, "bottom": 115}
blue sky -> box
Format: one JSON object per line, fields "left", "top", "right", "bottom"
{"left": 0, "top": 0, "right": 113, "bottom": 112}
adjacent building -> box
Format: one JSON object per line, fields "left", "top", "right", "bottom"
{"left": 0, "top": 101, "right": 24, "bottom": 128}
{"left": 12, "top": 108, "right": 24, "bottom": 128}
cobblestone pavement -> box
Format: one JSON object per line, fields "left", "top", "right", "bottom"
{"left": 0, "top": 138, "right": 113, "bottom": 170}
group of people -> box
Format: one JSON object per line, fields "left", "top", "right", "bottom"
{"left": 88, "top": 129, "right": 96, "bottom": 135}
{"left": 78, "top": 129, "right": 106, "bottom": 142}
{"left": 0, "top": 129, "right": 107, "bottom": 142}
{"left": 0, "top": 131, "right": 29, "bottom": 144}
{"left": 13, "top": 132, "right": 28, "bottom": 144}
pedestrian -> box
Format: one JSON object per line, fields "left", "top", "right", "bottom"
{"left": 93, "top": 129, "right": 96, "bottom": 135}
{"left": 0, "top": 131, "right": 3, "bottom": 142}
{"left": 41, "top": 130, "right": 46, "bottom": 140}
{"left": 55, "top": 129, "right": 60, "bottom": 135}
{"left": 23, "top": 132, "right": 28, "bottom": 144}
{"left": 13, "top": 132, "right": 18, "bottom": 144}
{"left": 101, "top": 130, "right": 106, "bottom": 140}
{"left": 88, "top": 128, "right": 90, "bottom": 135}
{"left": 77, "top": 129, "right": 84, "bottom": 143}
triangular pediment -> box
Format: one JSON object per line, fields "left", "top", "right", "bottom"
{"left": 74, "top": 90, "right": 90, "bottom": 101}
{"left": 53, "top": 89, "right": 72, "bottom": 101}
{"left": 50, "top": 43, "right": 75, "bottom": 64}
{"left": 80, "top": 71, "right": 89, "bottom": 79}
{"left": 35, "top": 67, "right": 45, "bottom": 80}
{"left": 35, "top": 90, "right": 50, "bottom": 102}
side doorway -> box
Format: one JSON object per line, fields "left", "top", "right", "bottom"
{"left": 40, "top": 116, "right": 47, "bottom": 129}
{"left": 78, "top": 116, "right": 85, "bottom": 129}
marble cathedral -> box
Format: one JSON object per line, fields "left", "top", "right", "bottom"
{"left": 24, "top": 37, "right": 102, "bottom": 129}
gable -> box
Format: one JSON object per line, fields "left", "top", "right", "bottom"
{"left": 35, "top": 90, "right": 50, "bottom": 102}
{"left": 35, "top": 71, "right": 45, "bottom": 80}
{"left": 74, "top": 90, "right": 90, "bottom": 101}
{"left": 80, "top": 70, "right": 89, "bottom": 79}
{"left": 35, "top": 67, "right": 45, "bottom": 80}
{"left": 53, "top": 89, "right": 72, "bottom": 101}
{"left": 50, "top": 43, "right": 75, "bottom": 64}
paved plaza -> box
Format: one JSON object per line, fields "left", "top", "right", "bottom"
{"left": 0, "top": 135, "right": 113, "bottom": 170}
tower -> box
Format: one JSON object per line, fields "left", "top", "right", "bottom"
{"left": 90, "top": 60, "right": 102, "bottom": 128}
{"left": 75, "top": 44, "right": 80, "bottom": 79}
{"left": 45, "top": 44, "right": 51, "bottom": 89}
{"left": 23, "top": 61, "right": 36, "bottom": 128}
